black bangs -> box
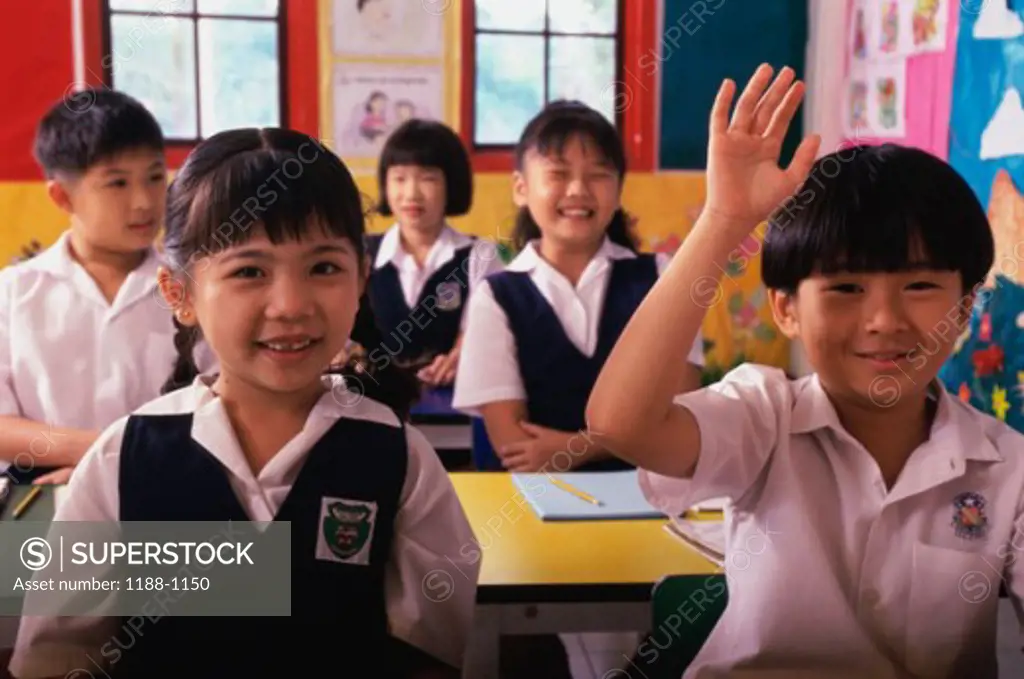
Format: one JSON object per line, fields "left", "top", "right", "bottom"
{"left": 164, "top": 128, "right": 366, "bottom": 270}
{"left": 376, "top": 119, "right": 472, "bottom": 216}
{"left": 514, "top": 100, "right": 625, "bottom": 176}
{"left": 762, "top": 143, "right": 994, "bottom": 293}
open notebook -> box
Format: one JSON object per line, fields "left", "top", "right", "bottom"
{"left": 511, "top": 470, "right": 665, "bottom": 521}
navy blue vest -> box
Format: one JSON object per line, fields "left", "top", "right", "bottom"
{"left": 112, "top": 411, "right": 407, "bottom": 677}
{"left": 364, "top": 234, "right": 472, "bottom": 365}
{"left": 487, "top": 255, "right": 659, "bottom": 472}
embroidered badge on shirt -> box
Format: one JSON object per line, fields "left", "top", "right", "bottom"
{"left": 435, "top": 281, "right": 462, "bottom": 311}
{"left": 952, "top": 492, "right": 988, "bottom": 540}
{"left": 315, "top": 497, "right": 377, "bottom": 565}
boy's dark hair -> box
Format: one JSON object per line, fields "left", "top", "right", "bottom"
{"left": 33, "top": 88, "right": 164, "bottom": 179}
{"left": 159, "top": 127, "right": 419, "bottom": 419}
{"left": 512, "top": 99, "right": 637, "bottom": 253}
{"left": 762, "top": 143, "right": 994, "bottom": 295}
{"left": 376, "top": 119, "right": 473, "bottom": 217}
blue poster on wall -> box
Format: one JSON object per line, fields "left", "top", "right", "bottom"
{"left": 941, "top": 0, "right": 1024, "bottom": 430}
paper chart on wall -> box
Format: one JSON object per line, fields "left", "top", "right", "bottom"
{"left": 844, "top": 64, "right": 871, "bottom": 137}
{"left": 331, "top": 0, "right": 444, "bottom": 58}
{"left": 910, "top": 0, "right": 948, "bottom": 53}
{"left": 867, "top": 60, "right": 907, "bottom": 137}
{"left": 332, "top": 62, "right": 444, "bottom": 159}
{"left": 872, "top": 0, "right": 914, "bottom": 59}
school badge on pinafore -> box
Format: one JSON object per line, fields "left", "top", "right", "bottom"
{"left": 315, "top": 497, "right": 377, "bottom": 565}
{"left": 952, "top": 492, "right": 988, "bottom": 540}
{"left": 435, "top": 281, "right": 462, "bottom": 311}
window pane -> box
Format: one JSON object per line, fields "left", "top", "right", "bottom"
{"left": 475, "top": 0, "right": 545, "bottom": 31}
{"left": 198, "top": 18, "right": 280, "bottom": 136}
{"left": 109, "top": 0, "right": 195, "bottom": 12}
{"left": 548, "top": 0, "right": 617, "bottom": 34}
{"left": 475, "top": 35, "right": 544, "bottom": 145}
{"left": 548, "top": 37, "right": 616, "bottom": 123}
{"left": 197, "top": 0, "right": 278, "bottom": 16}
{"left": 109, "top": 15, "right": 197, "bottom": 138}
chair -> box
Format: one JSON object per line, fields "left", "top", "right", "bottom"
{"left": 638, "top": 574, "right": 728, "bottom": 678}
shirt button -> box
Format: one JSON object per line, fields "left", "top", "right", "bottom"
{"left": 863, "top": 589, "right": 881, "bottom": 606}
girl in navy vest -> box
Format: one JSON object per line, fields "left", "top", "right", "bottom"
{"left": 9, "top": 129, "right": 478, "bottom": 679}
{"left": 350, "top": 119, "right": 504, "bottom": 388}
{"left": 452, "top": 101, "right": 705, "bottom": 473}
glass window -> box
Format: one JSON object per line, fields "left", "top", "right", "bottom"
{"left": 473, "top": 0, "right": 619, "bottom": 147}
{"left": 106, "top": 0, "right": 282, "bottom": 141}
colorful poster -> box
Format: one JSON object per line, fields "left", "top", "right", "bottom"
{"left": 868, "top": 60, "right": 907, "bottom": 136}
{"left": 911, "top": 0, "right": 948, "bottom": 53}
{"left": 332, "top": 62, "right": 444, "bottom": 159}
{"left": 844, "top": 68, "right": 871, "bottom": 136}
{"left": 940, "top": 2, "right": 1024, "bottom": 431}
{"left": 331, "top": 0, "right": 444, "bottom": 58}
{"left": 850, "top": 0, "right": 871, "bottom": 60}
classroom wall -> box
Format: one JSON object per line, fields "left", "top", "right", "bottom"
{"left": 0, "top": 0, "right": 791, "bottom": 374}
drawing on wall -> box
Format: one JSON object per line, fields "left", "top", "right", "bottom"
{"left": 850, "top": 0, "right": 870, "bottom": 59}
{"left": 980, "top": 87, "right": 1024, "bottom": 160}
{"left": 877, "top": 0, "right": 901, "bottom": 54}
{"left": 331, "top": 0, "right": 443, "bottom": 58}
{"left": 332, "top": 62, "right": 443, "bottom": 158}
{"left": 868, "top": 61, "right": 906, "bottom": 136}
{"left": 845, "top": 76, "right": 870, "bottom": 136}
{"left": 911, "top": 0, "right": 947, "bottom": 52}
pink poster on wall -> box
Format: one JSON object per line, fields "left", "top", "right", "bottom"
{"left": 843, "top": 0, "right": 959, "bottom": 159}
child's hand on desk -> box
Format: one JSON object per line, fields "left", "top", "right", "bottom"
{"left": 417, "top": 348, "right": 459, "bottom": 386}
{"left": 32, "top": 467, "right": 74, "bottom": 485}
{"left": 498, "top": 422, "right": 572, "bottom": 472}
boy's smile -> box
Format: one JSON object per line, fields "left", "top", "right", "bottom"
{"left": 772, "top": 268, "right": 970, "bottom": 412}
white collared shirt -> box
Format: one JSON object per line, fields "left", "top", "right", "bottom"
{"left": 452, "top": 237, "right": 705, "bottom": 413}
{"left": 373, "top": 224, "right": 505, "bottom": 315}
{"left": 8, "top": 373, "right": 480, "bottom": 677}
{"left": 640, "top": 363, "right": 1024, "bottom": 679}
{"left": 0, "top": 231, "right": 216, "bottom": 474}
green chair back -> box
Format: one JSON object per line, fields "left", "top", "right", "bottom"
{"left": 637, "top": 574, "right": 727, "bottom": 678}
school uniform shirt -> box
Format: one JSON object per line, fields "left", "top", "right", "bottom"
{"left": 8, "top": 373, "right": 480, "bottom": 678}
{"left": 452, "top": 237, "right": 705, "bottom": 414}
{"left": 640, "top": 363, "right": 1024, "bottom": 679}
{"left": 0, "top": 230, "right": 216, "bottom": 475}
{"left": 361, "top": 224, "right": 505, "bottom": 362}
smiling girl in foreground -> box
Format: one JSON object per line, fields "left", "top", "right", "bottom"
{"left": 9, "top": 128, "right": 478, "bottom": 679}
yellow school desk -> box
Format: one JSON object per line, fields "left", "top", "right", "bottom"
{"left": 449, "top": 472, "right": 720, "bottom": 679}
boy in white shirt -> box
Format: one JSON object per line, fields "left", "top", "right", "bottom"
{"left": 0, "top": 89, "right": 187, "bottom": 484}
{"left": 588, "top": 65, "right": 1024, "bottom": 678}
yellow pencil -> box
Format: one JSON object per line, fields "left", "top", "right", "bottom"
{"left": 12, "top": 486, "right": 43, "bottom": 519}
{"left": 549, "top": 477, "right": 603, "bottom": 506}
{"left": 683, "top": 508, "right": 724, "bottom": 520}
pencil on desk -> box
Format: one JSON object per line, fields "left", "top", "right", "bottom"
{"left": 549, "top": 477, "right": 603, "bottom": 506}
{"left": 12, "top": 485, "right": 43, "bottom": 519}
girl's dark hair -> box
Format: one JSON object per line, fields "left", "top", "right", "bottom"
{"left": 376, "top": 118, "right": 473, "bottom": 217}
{"left": 160, "top": 127, "right": 419, "bottom": 418}
{"left": 762, "top": 143, "right": 994, "bottom": 294}
{"left": 512, "top": 100, "right": 637, "bottom": 253}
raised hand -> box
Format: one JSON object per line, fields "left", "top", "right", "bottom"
{"left": 704, "top": 64, "right": 821, "bottom": 235}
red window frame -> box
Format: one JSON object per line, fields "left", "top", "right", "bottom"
{"left": 460, "top": 0, "right": 657, "bottom": 173}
